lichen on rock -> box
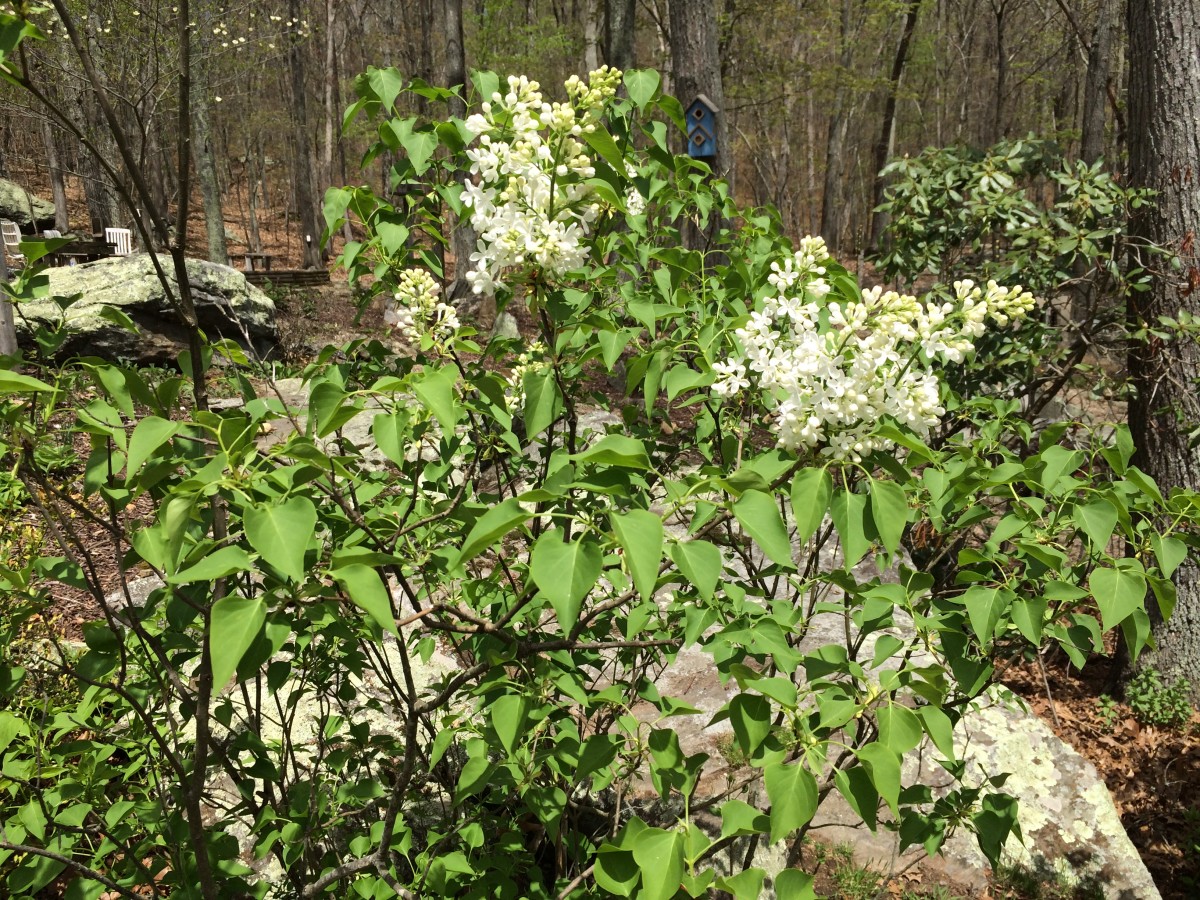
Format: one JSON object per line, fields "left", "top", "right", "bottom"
{"left": 16, "top": 253, "right": 278, "bottom": 364}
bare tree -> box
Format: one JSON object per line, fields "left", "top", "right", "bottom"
{"left": 869, "top": 0, "right": 921, "bottom": 249}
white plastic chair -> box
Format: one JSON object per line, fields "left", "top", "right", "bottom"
{"left": 2, "top": 220, "right": 23, "bottom": 263}
{"left": 42, "top": 229, "right": 62, "bottom": 239}
{"left": 104, "top": 227, "right": 132, "bottom": 256}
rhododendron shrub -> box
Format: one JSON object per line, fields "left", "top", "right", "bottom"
{"left": 1, "top": 63, "right": 1190, "bottom": 900}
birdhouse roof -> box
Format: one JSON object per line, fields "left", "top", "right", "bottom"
{"left": 688, "top": 94, "right": 719, "bottom": 114}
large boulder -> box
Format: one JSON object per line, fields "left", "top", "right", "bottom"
{"left": 16, "top": 253, "right": 277, "bottom": 364}
{"left": 0, "top": 178, "right": 55, "bottom": 230}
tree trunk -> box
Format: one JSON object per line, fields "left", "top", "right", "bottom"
{"left": 1127, "top": 0, "right": 1200, "bottom": 701}
{"left": 246, "top": 139, "right": 262, "bottom": 253}
{"left": 323, "top": 0, "right": 338, "bottom": 190}
{"left": 584, "top": 0, "right": 602, "bottom": 71}
{"left": 869, "top": 0, "right": 921, "bottom": 250}
{"left": 990, "top": 0, "right": 1009, "bottom": 144}
{"left": 41, "top": 118, "right": 69, "bottom": 232}
{"left": 192, "top": 73, "right": 228, "bottom": 264}
{"left": 1080, "top": 0, "right": 1117, "bottom": 164}
{"left": 288, "top": 0, "right": 324, "bottom": 269}
{"left": 81, "top": 15, "right": 124, "bottom": 232}
{"left": 605, "top": 0, "right": 636, "bottom": 72}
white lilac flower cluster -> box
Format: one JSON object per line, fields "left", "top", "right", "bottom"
{"left": 383, "top": 268, "right": 460, "bottom": 346}
{"left": 460, "top": 68, "right": 624, "bottom": 297}
{"left": 712, "top": 236, "right": 1037, "bottom": 462}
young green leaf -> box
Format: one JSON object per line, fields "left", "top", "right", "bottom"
{"left": 624, "top": 69, "right": 660, "bottom": 110}
{"left": 1090, "top": 564, "right": 1147, "bottom": 631}
{"left": 209, "top": 595, "right": 266, "bottom": 690}
{"left": 733, "top": 490, "right": 795, "bottom": 568}
{"left": 455, "top": 497, "right": 531, "bottom": 564}
{"left": 830, "top": 489, "right": 871, "bottom": 567}
{"left": 332, "top": 564, "right": 400, "bottom": 637}
{"left": 0, "top": 368, "right": 54, "bottom": 394}
{"left": 1010, "top": 596, "right": 1047, "bottom": 644}
{"left": 593, "top": 846, "right": 639, "bottom": 897}
{"left": 961, "top": 585, "right": 1008, "bottom": 645}
{"left": 868, "top": 479, "right": 908, "bottom": 556}
{"left": 717, "top": 868, "right": 766, "bottom": 900}
{"left": 168, "top": 545, "right": 252, "bottom": 584}
{"left": 1074, "top": 497, "right": 1118, "bottom": 549}
{"left": 629, "top": 828, "right": 684, "bottom": 900}
{"left": 530, "top": 530, "right": 602, "bottom": 632}
{"left": 572, "top": 434, "right": 651, "bottom": 469}
{"left": 774, "top": 870, "right": 817, "bottom": 899}
{"left": 915, "top": 705, "right": 956, "bottom": 761}
{"left": 413, "top": 364, "right": 462, "bottom": 432}
{"left": 1151, "top": 533, "right": 1188, "bottom": 579}
{"left": 877, "top": 704, "right": 923, "bottom": 754}
{"left": 125, "top": 415, "right": 178, "bottom": 480}
{"left": 522, "top": 366, "right": 562, "bottom": 437}
{"left": 718, "top": 800, "right": 770, "bottom": 838}
{"left": 610, "top": 509, "right": 664, "bottom": 601}
{"left": 489, "top": 694, "right": 529, "bottom": 756}
{"left": 668, "top": 539, "right": 722, "bottom": 601}
{"left": 856, "top": 743, "right": 902, "bottom": 816}
{"left": 371, "top": 410, "right": 411, "bottom": 467}
{"left": 244, "top": 496, "right": 317, "bottom": 583}
{"left": 764, "top": 761, "right": 818, "bottom": 842}
{"left": 727, "top": 693, "right": 772, "bottom": 758}
{"left": 790, "top": 467, "right": 832, "bottom": 542}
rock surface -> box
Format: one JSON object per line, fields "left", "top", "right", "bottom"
{"left": 0, "top": 178, "right": 54, "bottom": 230}
{"left": 16, "top": 254, "right": 277, "bottom": 363}
{"left": 637, "top": 619, "right": 1160, "bottom": 899}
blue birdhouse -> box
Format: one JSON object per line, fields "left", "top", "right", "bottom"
{"left": 686, "top": 94, "right": 719, "bottom": 159}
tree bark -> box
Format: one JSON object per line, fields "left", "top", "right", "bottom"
{"left": 323, "top": 0, "right": 338, "bottom": 191}
{"left": 41, "top": 117, "right": 69, "bottom": 232}
{"left": 1080, "top": 0, "right": 1117, "bottom": 164}
{"left": 192, "top": 72, "right": 228, "bottom": 264}
{"left": 288, "top": 0, "right": 324, "bottom": 269}
{"left": 990, "top": 0, "right": 1009, "bottom": 144}
{"left": 605, "top": 0, "right": 636, "bottom": 72}
{"left": 1127, "top": 0, "right": 1200, "bottom": 700}
{"left": 584, "top": 0, "right": 602, "bottom": 71}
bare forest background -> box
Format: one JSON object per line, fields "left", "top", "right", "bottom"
{"left": 0, "top": 0, "right": 1126, "bottom": 271}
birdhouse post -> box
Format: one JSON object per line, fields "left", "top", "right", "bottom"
{"left": 686, "top": 94, "right": 719, "bottom": 161}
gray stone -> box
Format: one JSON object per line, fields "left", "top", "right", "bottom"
{"left": 630, "top": 510, "right": 1155, "bottom": 897}
{"left": 16, "top": 254, "right": 277, "bottom": 364}
{"left": 0, "top": 178, "right": 55, "bottom": 230}
{"left": 635, "top": 607, "right": 1158, "bottom": 898}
